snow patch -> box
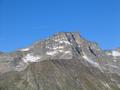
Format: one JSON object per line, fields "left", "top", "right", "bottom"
{"left": 106, "top": 52, "right": 112, "bottom": 56}
{"left": 46, "top": 50, "right": 65, "bottom": 55}
{"left": 46, "top": 46, "right": 51, "bottom": 49}
{"left": 46, "top": 50, "right": 72, "bottom": 56}
{"left": 22, "top": 54, "right": 41, "bottom": 63}
{"left": 101, "top": 82, "right": 111, "bottom": 89}
{"left": 82, "top": 52, "right": 103, "bottom": 72}
{"left": 53, "top": 46, "right": 64, "bottom": 50}
{"left": 15, "top": 62, "right": 27, "bottom": 71}
{"left": 59, "top": 41, "right": 71, "bottom": 44}
{"left": 112, "top": 51, "right": 120, "bottom": 57}
{"left": 20, "top": 48, "right": 30, "bottom": 51}
{"left": 58, "top": 50, "right": 64, "bottom": 52}
{"left": 82, "top": 54, "right": 99, "bottom": 67}
{"left": 46, "top": 51, "right": 58, "bottom": 55}
{"left": 46, "top": 46, "right": 64, "bottom": 50}
{"left": 117, "top": 84, "right": 120, "bottom": 88}
{"left": 65, "top": 51, "right": 71, "bottom": 54}
{"left": 113, "top": 59, "right": 117, "bottom": 62}
{"left": 54, "top": 38, "right": 67, "bottom": 42}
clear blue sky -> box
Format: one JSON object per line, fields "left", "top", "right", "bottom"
{"left": 0, "top": 0, "right": 120, "bottom": 52}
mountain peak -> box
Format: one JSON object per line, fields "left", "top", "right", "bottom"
{"left": 32, "top": 32, "right": 83, "bottom": 49}
{"left": 54, "top": 32, "right": 81, "bottom": 40}
{"left": 0, "top": 32, "right": 120, "bottom": 90}
{"left": 54, "top": 32, "right": 80, "bottom": 36}
{"left": 49, "top": 32, "right": 84, "bottom": 45}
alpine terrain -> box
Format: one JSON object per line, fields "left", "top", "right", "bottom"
{"left": 0, "top": 32, "right": 120, "bottom": 90}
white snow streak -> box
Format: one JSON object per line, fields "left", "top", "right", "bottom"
{"left": 20, "top": 48, "right": 30, "bottom": 51}
{"left": 46, "top": 51, "right": 58, "bottom": 55}
{"left": 82, "top": 54, "right": 99, "bottom": 67}
{"left": 58, "top": 50, "right": 64, "bottom": 53}
{"left": 112, "top": 51, "right": 120, "bottom": 57}
{"left": 101, "top": 82, "right": 111, "bottom": 89}
{"left": 46, "top": 46, "right": 64, "bottom": 50}
{"left": 46, "top": 50, "right": 71, "bottom": 56}
{"left": 23, "top": 54, "right": 41, "bottom": 63}
{"left": 82, "top": 52, "right": 103, "bottom": 72}
{"left": 59, "top": 41, "right": 71, "bottom": 44}
{"left": 117, "top": 84, "right": 120, "bottom": 88}
{"left": 65, "top": 51, "right": 71, "bottom": 54}
{"left": 113, "top": 59, "right": 117, "bottom": 62}
{"left": 52, "top": 46, "right": 64, "bottom": 50}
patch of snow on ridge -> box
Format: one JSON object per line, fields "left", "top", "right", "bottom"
{"left": 117, "top": 84, "right": 120, "bottom": 88}
{"left": 59, "top": 41, "right": 71, "bottom": 44}
{"left": 113, "top": 59, "right": 117, "bottom": 62}
{"left": 112, "top": 51, "right": 120, "bottom": 57}
{"left": 83, "top": 54, "right": 99, "bottom": 67}
{"left": 106, "top": 52, "right": 112, "bottom": 56}
{"left": 20, "top": 48, "right": 30, "bottom": 51}
{"left": 54, "top": 38, "right": 72, "bottom": 45}
{"left": 22, "top": 53, "right": 41, "bottom": 63}
{"left": 65, "top": 51, "right": 71, "bottom": 54}
{"left": 58, "top": 50, "right": 64, "bottom": 52}
{"left": 46, "top": 51, "right": 58, "bottom": 55}
{"left": 82, "top": 52, "right": 103, "bottom": 72}
{"left": 46, "top": 46, "right": 64, "bottom": 50}
{"left": 15, "top": 62, "right": 27, "bottom": 71}
{"left": 46, "top": 50, "right": 71, "bottom": 56}
{"left": 46, "top": 50, "right": 64, "bottom": 55}
{"left": 101, "top": 82, "right": 111, "bottom": 89}
{"left": 53, "top": 46, "right": 64, "bottom": 50}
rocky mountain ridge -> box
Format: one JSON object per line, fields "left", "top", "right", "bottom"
{"left": 0, "top": 32, "right": 120, "bottom": 90}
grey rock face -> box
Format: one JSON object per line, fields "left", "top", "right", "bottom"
{"left": 0, "top": 32, "right": 120, "bottom": 90}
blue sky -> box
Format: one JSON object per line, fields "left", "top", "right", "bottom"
{"left": 0, "top": 0, "right": 120, "bottom": 52}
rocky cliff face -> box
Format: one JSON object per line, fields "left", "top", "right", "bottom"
{"left": 0, "top": 32, "right": 120, "bottom": 90}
